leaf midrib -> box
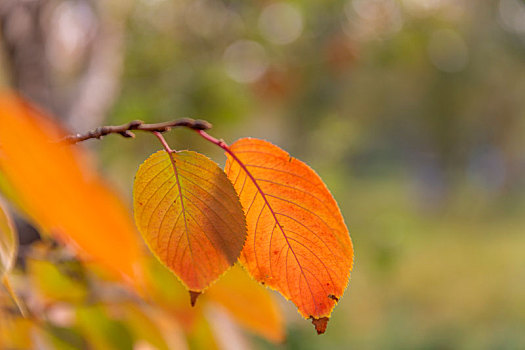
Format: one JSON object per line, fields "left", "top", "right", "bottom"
{"left": 228, "top": 149, "right": 320, "bottom": 315}
{"left": 166, "top": 151, "right": 199, "bottom": 288}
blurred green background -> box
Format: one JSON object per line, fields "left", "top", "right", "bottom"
{"left": 1, "top": 0, "right": 524, "bottom": 349}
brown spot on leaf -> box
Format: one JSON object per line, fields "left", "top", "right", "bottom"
{"left": 189, "top": 291, "right": 201, "bottom": 307}
{"left": 310, "top": 317, "right": 329, "bottom": 335}
{"left": 328, "top": 294, "right": 339, "bottom": 302}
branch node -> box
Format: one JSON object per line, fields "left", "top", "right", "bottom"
{"left": 193, "top": 119, "right": 212, "bottom": 130}
{"left": 101, "top": 126, "right": 109, "bottom": 134}
{"left": 128, "top": 120, "right": 144, "bottom": 129}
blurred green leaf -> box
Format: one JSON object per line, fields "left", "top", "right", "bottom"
{"left": 28, "top": 259, "right": 87, "bottom": 303}
{"left": 76, "top": 305, "right": 134, "bottom": 350}
{"left": 43, "top": 324, "right": 87, "bottom": 350}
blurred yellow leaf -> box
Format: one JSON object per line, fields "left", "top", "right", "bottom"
{"left": 0, "top": 92, "right": 143, "bottom": 282}
{"left": 207, "top": 264, "right": 284, "bottom": 343}
{"left": 0, "top": 316, "right": 34, "bottom": 349}
{"left": 145, "top": 257, "right": 191, "bottom": 310}
{"left": 124, "top": 305, "right": 170, "bottom": 350}
{"left": 186, "top": 312, "right": 219, "bottom": 350}
{"left": 0, "top": 201, "right": 17, "bottom": 279}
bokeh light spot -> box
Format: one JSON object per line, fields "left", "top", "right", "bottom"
{"left": 498, "top": 0, "right": 525, "bottom": 35}
{"left": 223, "top": 40, "right": 268, "bottom": 83}
{"left": 427, "top": 29, "right": 468, "bottom": 73}
{"left": 258, "top": 2, "right": 303, "bottom": 45}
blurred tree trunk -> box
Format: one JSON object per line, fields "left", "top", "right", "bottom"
{"left": 0, "top": 0, "right": 55, "bottom": 114}
{"left": 0, "top": 0, "right": 130, "bottom": 248}
{"left": 0, "top": 0, "right": 128, "bottom": 131}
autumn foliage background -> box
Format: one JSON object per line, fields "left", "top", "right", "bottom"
{"left": 1, "top": 0, "right": 525, "bottom": 349}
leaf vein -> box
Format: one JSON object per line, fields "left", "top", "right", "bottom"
{"left": 177, "top": 169, "right": 245, "bottom": 229}
{"left": 232, "top": 155, "right": 319, "bottom": 315}
{"left": 243, "top": 163, "right": 322, "bottom": 189}
{"left": 265, "top": 193, "right": 339, "bottom": 239}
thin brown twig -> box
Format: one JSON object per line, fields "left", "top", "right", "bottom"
{"left": 63, "top": 118, "right": 212, "bottom": 144}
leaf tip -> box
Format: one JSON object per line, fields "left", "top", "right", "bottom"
{"left": 310, "top": 317, "right": 329, "bottom": 335}
{"left": 189, "top": 290, "right": 201, "bottom": 307}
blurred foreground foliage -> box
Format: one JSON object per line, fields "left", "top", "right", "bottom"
{"left": 1, "top": 0, "right": 525, "bottom": 348}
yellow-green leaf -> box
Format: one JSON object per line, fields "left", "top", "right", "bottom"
{"left": 133, "top": 150, "right": 246, "bottom": 293}
{"left": 27, "top": 259, "right": 87, "bottom": 303}
{"left": 76, "top": 305, "right": 133, "bottom": 350}
{"left": 0, "top": 201, "right": 17, "bottom": 279}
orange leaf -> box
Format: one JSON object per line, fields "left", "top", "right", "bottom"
{"left": 0, "top": 93, "right": 143, "bottom": 282}
{"left": 133, "top": 150, "right": 246, "bottom": 294}
{"left": 207, "top": 264, "right": 284, "bottom": 343}
{"left": 224, "top": 138, "right": 353, "bottom": 333}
